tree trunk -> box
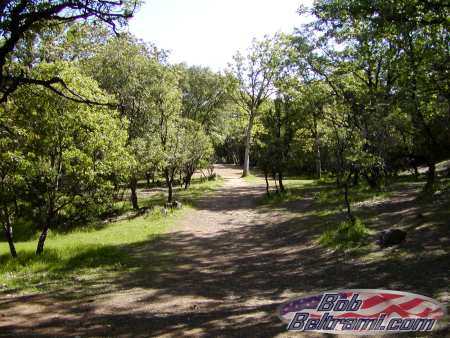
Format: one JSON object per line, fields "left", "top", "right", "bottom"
{"left": 130, "top": 176, "right": 139, "bottom": 210}
{"left": 278, "top": 171, "right": 285, "bottom": 193}
{"left": 3, "top": 212, "right": 17, "bottom": 258}
{"left": 352, "top": 168, "right": 359, "bottom": 186}
{"left": 407, "top": 40, "right": 439, "bottom": 195}
{"left": 243, "top": 141, "right": 250, "bottom": 177}
{"left": 5, "top": 226, "right": 17, "bottom": 258}
{"left": 231, "top": 153, "right": 237, "bottom": 165}
{"left": 343, "top": 179, "right": 355, "bottom": 224}
{"left": 184, "top": 172, "right": 193, "bottom": 190}
{"left": 264, "top": 171, "right": 270, "bottom": 196}
{"left": 242, "top": 114, "right": 255, "bottom": 177}
{"left": 36, "top": 225, "right": 49, "bottom": 255}
{"left": 424, "top": 162, "right": 436, "bottom": 193}
{"left": 314, "top": 132, "right": 321, "bottom": 179}
{"left": 165, "top": 170, "right": 173, "bottom": 203}
{"left": 273, "top": 173, "right": 279, "bottom": 193}
{"left": 1, "top": 209, "right": 17, "bottom": 258}
{"left": 167, "top": 182, "right": 173, "bottom": 203}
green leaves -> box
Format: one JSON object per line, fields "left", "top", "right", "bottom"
{"left": 177, "top": 64, "right": 231, "bottom": 146}
{"left": 4, "top": 61, "right": 130, "bottom": 228}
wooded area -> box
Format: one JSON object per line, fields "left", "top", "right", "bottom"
{"left": 0, "top": 0, "right": 449, "bottom": 336}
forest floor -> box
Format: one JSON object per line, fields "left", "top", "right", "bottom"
{"left": 0, "top": 165, "right": 449, "bottom": 337}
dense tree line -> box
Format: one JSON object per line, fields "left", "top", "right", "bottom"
{"left": 229, "top": 0, "right": 449, "bottom": 221}
{"left": 0, "top": 2, "right": 230, "bottom": 257}
{"left": 1, "top": 0, "right": 448, "bottom": 257}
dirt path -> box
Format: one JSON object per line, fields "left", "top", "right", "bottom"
{"left": 0, "top": 165, "right": 448, "bottom": 337}
{"left": 176, "top": 165, "right": 273, "bottom": 236}
{"left": 0, "top": 165, "right": 313, "bottom": 337}
{"left": 0, "top": 165, "right": 299, "bottom": 337}
{"left": 130, "top": 165, "right": 301, "bottom": 336}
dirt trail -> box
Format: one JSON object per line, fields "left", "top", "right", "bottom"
{"left": 0, "top": 165, "right": 448, "bottom": 337}
{"left": 177, "top": 165, "right": 272, "bottom": 236}
{"left": 0, "top": 165, "right": 302, "bottom": 337}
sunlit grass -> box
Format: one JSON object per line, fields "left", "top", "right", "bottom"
{"left": 134, "top": 176, "right": 224, "bottom": 208}
{"left": 0, "top": 208, "right": 185, "bottom": 293}
{"left": 242, "top": 174, "right": 262, "bottom": 183}
{"left": 258, "top": 178, "right": 316, "bottom": 205}
{"left": 259, "top": 175, "right": 393, "bottom": 208}
{"left": 0, "top": 177, "right": 224, "bottom": 294}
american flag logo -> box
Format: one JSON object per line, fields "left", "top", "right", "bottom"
{"left": 278, "top": 289, "right": 446, "bottom": 332}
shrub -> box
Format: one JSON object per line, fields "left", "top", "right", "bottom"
{"left": 319, "top": 218, "right": 369, "bottom": 251}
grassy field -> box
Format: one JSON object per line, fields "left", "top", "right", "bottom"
{"left": 256, "top": 173, "right": 450, "bottom": 299}
{"left": 0, "top": 178, "right": 223, "bottom": 294}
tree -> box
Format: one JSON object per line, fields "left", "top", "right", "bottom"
{"left": 128, "top": 134, "right": 164, "bottom": 193}
{"left": 296, "top": 82, "right": 330, "bottom": 179}
{"left": 148, "top": 65, "right": 183, "bottom": 203}
{"left": 309, "top": 0, "right": 450, "bottom": 192}
{"left": 0, "top": 0, "right": 138, "bottom": 103}
{"left": 285, "top": 25, "right": 390, "bottom": 220}
{"left": 8, "top": 62, "right": 129, "bottom": 255}
{"left": 256, "top": 96, "right": 299, "bottom": 193}
{"left": 181, "top": 120, "right": 213, "bottom": 189}
{"left": 177, "top": 64, "right": 231, "bottom": 146}
{"left": 0, "top": 121, "right": 26, "bottom": 257}
{"left": 86, "top": 36, "right": 161, "bottom": 209}
{"left": 326, "top": 101, "right": 371, "bottom": 222}
{"left": 29, "top": 22, "right": 112, "bottom": 64}
{"left": 228, "top": 36, "right": 281, "bottom": 176}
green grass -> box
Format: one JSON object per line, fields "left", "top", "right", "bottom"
{"left": 259, "top": 175, "right": 393, "bottom": 209}
{"left": 319, "top": 217, "right": 370, "bottom": 251}
{"left": 0, "top": 208, "right": 184, "bottom": 293}
{"left": 259, "top": 178, "right": 316, "bottom": 205}
{"left": 174, "top": 176, "right": 224, "bottom": 204}
{"left": 242, "top": 174, "right": 262, "bottom": 183}
{"left": 0, "top": 177, "right": 224, "bottom": 294}
{"left": 135, "top": 176, "right": 224, "bottom": 208}
{"left": 315, "top": 183, "right": 391, "bottom": 206}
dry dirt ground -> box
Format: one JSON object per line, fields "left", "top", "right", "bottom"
{"left": 0, "top": 165, "right": 448, "bottom": 337}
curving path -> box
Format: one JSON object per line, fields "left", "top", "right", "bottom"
{"left": 1, "top": 165, "right": 448, "bottom": 337}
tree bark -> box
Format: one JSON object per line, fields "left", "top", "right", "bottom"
{"left": 278, "top": 172, "right": 285, "bottom": 193}
{"left": 424, "top": 161, "right": 436, "bottom": 193}
{"left": 242, "top": 113, "right": 255, "bottom": 177}
{"left": 165, "top": 170, "right": 173, "bottom": 203}
{"left": 273, "top": 173, "right": 279, "bottom": 193}
{"left": 314, "top": 117, "right": 322, "bottom": 179}
{"left": 3, "top": 210, "right": 17, "bottom": 258}
{"left": 343, "top": 178, "right": 355, "bottom": 224}
{"left": 232, "top": 153, "right": 238, "bottom": 165}
{"left": 264, "top": 171, "right": 270, "bottom": 196}
{"left": 36, "top": 198, "right": 56, "bottom": 255}
{"left": 36, "top": 225, "right": 49, "bottom": 255}
{"left": 4, "top": 225, "right": 17, "bottom": 258}
{"left": 130, "top": 175, "right": 139, "bottom": 210}
{"left": 184, "top": 172, "right": 193, "bottom": 190}
{"left": 179, "top": 173, "right": 184, "bottom": 188}
{"left": 167, "top": 182, "right": 173, "bottom": 203}
{"left": 315, "top": 141, "right": 322, "bottom": 179}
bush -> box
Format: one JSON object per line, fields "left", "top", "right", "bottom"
{"left": 319, "top": 218, "right": 369, "bottom": 251}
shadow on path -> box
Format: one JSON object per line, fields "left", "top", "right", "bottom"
{"left": 0, "top": 166, "right": 448, "bottom": 337}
